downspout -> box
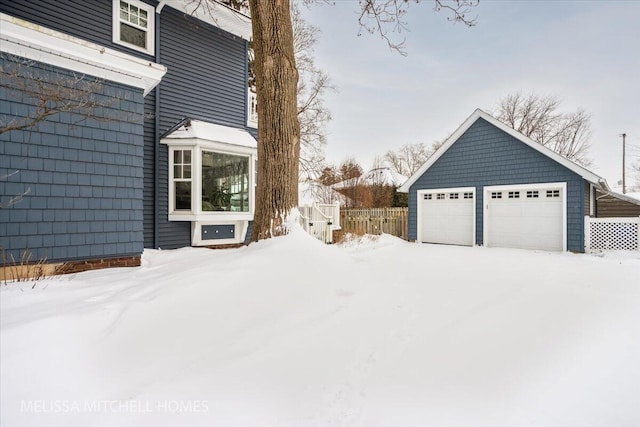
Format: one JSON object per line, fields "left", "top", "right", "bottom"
{"left": 154, "top": 1, "right": 166, "bottom": 248}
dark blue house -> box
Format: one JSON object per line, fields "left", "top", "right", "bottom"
{"left": 0, "top": 0, "right": 258, "bottom": 272}
{"left": 400, "top": 109, "right": 613, "bottom": 252}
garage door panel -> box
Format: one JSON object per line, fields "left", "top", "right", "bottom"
{"left": 420, "top": 190, "right": 474, "bottom": 246}
{"left": 486, "top": 185, "right": 564, "bottom": 251}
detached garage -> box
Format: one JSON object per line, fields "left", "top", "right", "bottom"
{"left": 400, "top": 109, "right": 613, "bottom": 252}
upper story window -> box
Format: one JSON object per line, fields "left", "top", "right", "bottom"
{"left": 113, "top": 0, "right": 155, "bottom": 55}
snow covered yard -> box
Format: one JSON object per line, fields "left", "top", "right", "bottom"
{"left": 1, "top": 231, "right": 639, "bottom": 427}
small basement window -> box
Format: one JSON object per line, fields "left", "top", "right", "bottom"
{"left": 526, "top": 191, "right": 539, "bottom": 198}
{"left": 546, "top": 190, "right": 560, "bottom": 198}
{"left": 508, "top": 191, "right": 520, "bottom": 199}
{"left": 491, "top": 192, "right": 502, "bottom": 199}
{"left": 113, "top": 0, "right": 155, "bottom": 55}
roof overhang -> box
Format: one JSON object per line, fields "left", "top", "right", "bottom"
{"left": 399, "top": 109, "right": 610, "bottom": 193}
{"left": 165, "top": 0, "right": 252, "bottom": 40}
{"left": 161, "top": 119, "right": 257, "bottom": 152}
{"left": 0, "top": 13, "right": 166, "bottom": 97}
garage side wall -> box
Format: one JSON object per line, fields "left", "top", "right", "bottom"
{"left": 408, "top": 118, "right": 585, "bottom": 251}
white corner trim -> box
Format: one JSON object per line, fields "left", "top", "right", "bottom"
{"left": 399, "top": 109, "right": 610, "bottom": 193}
{"left": 0, "top": 13, "right": 166, "bottom": 96}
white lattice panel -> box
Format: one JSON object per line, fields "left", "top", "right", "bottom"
{"left": 585, "top": 217, "right": 639, "bottom": 252}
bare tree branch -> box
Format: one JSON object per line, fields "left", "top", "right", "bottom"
{"left": 494, "top": 92, "right": 592, "bottom": 166}
{"left": 357, "top": 0, "right": 478, "bottom": 55}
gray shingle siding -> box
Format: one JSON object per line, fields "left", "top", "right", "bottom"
{"left": 408, "top": 118, "right": 586, "bottom": 252}
{"left": 0, "top": 58, "right": 145, "bottom": 263}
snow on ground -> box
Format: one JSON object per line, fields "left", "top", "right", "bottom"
{"left": 1, "top": 230, "right": 639, "bottom": 427}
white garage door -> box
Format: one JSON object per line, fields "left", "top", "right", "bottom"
{"left": 485, "top": 184, "right": 564, "bottom": 251}
{"left": 419, "top": 189, "right": 474, "bottom": 246}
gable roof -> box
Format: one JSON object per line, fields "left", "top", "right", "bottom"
{"left": 399, "top": 109, "right": 610, "bottom": 193}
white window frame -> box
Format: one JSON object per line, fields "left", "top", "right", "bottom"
{"left": 113, "top": 0, "right": 155, "bottom": 56}
{"left": 169, "top": 147, "right": 194, "bottom": 214}
{"left": 166, "top": 142, "right": 256, "bottom": 222}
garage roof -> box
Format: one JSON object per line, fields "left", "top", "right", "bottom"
{"left": 399, "top": 109, "right": 610, "bottom": 193}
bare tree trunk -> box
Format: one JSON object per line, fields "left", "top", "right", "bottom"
{"left": 249, "top": 0, "right": 300, "bottom": 241}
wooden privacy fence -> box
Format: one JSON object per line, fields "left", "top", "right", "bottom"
{"left": 340, "top": 207, "right": 408, "bottom": 240}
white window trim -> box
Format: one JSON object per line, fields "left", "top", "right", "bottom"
{"left": 166, "top": 141, "right": 256, "bottom": 222}
{"left": 483, "top": 182, "right": 567, "bottom": 251}
{"left": 168, "top": 147, "right": 194, "bottom": 215}
{"left": 113, "top": 0, "right": 155, "bottom": 56}
{"left": 416, "top": 186, "right": 476, "bottom": 246}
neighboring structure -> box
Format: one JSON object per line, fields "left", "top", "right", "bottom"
{"left": 400, "top": 109, "right": 634, "bottom": 252}
{"left": 0, "top": 0, "right": 257, "bottom": 270}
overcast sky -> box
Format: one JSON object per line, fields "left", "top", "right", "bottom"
{"left": 298, "top": 0, "right": 640, "bottom": 188}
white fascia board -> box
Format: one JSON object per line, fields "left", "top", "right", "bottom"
{"left": 0, "top": 13, "right": 167, "bottom": 96}
{"left": 165, "top": 0, "right": 252, "bottom": 40}
{"left": 399, "top": 108, "right": 610, "bottom": 193}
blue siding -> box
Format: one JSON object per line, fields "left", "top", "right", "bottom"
{"left": 2, "top": 0, "right": 253, "bottom": 254}
{"left": 150, "top": 7, "right": 250, "bottom": 249}
{"left": 0, "top": 58, "right": 145, "bottom": 263}
{"left": 0, "top": 0, "right": 156, "bottom": 60}
{"left": 408, "top": 118, "right": 586, "bottom": 252}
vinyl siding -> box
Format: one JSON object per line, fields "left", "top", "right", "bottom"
{"left": 595, "top": 190, "right": 640, "bottom": 217}
{"left": 151, "top": 6, "right": 249, "bottom": 249}
{"left": 408, "top": 118, "right": 586, "bottom": 252}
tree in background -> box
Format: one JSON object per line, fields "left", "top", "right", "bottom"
{"left": 292, "top": 3, "right": 334, "bottom": 181}
{"left": 494, "top": 92, "right": 592, "bottom": 166}
{"left": 384, "top": 141, "right": 444, "bottom": 177}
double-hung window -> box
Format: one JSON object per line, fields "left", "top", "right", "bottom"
{"left": 172, "top": 149, "right": 192, "bottom": 211}
{"left": 113, "top": 0, "right": 155, "bottom": 55}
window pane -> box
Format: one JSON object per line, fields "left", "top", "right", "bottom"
{"left": 175, "top": 182, "right": 191, "bottom": 210}
{"left": 120, "top": 23, "right": 146, "bottom": 48}
{"left": 183, "top": 165, "right": 191, "bottom": 179}
{"left": 120, "top": 1, "right": 128, "bottom": 11}
{"left": 174, "top": 165, "right": 182, "bottom": 179}
{"left": 201, "top": 151, "right": 249, "bottom": 212}
{"left": 120, "top": 10, "right": 128, "bottom": 20}
{"left": 140, "top": 17, "right": 147, "bottom": 28}
{"left": 174, "top": 150, "right": 182, "bottom": 164}
{"left": 184, "top": 150, "right": 191, "bottom": 164}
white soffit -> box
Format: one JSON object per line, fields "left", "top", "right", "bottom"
{"left": 162, "top": 120, "right": 257, "bottom": 150}
{"left": 0, "top": 13, "right": 166, "bottom": 96}
{"left": 399, "top": 109, "right": 610, "bottom": 193}
{"left": 165, "top": 0, "right": 252, "bottom": 40}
